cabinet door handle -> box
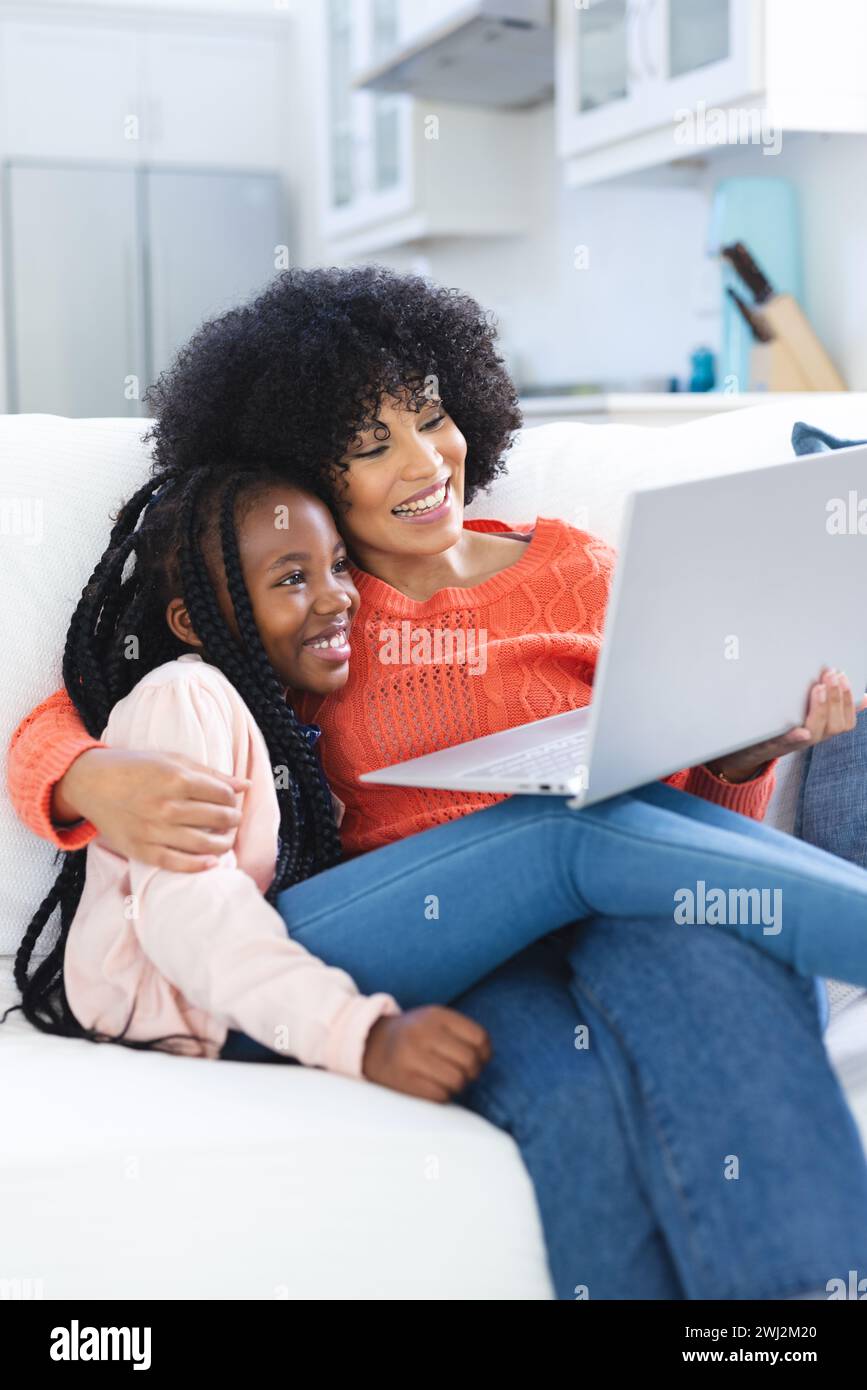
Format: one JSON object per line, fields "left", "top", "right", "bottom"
{"left": 638, "top": 0, "right": 659, "bottom": 78}
{"left": 626, "top": 0, "right": 645, "bottom": 84}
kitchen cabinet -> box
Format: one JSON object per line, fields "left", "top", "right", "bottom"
{"left": 319, "top": 0, "right": 533, "bottom": 253}
{"left": 141, "top": 30, "right": 282, "bottom": 168}
{"left": 0, "top": 21, "right": 141, "bottom": 163}
{"left": 557, "top": 0, "right": 759, "bottom": 162}
{"left": 0, "top": 14, "right": 284, "bottom": 169}
{"left": 4, "top": 163, "right": 282, "bottom": 418}
{"left": 556, "top": 0, "right": 867, "bottom": 186}
{"left": 4, "top": 164, "right": 147, "bottom": 417}
{"left": 144, "top": 169, "right": 283, "bottom": 379}
{"left": 322, "top": 0, "right": 415, "bottom": 240}
{"left": 0, "top": 8, "right": 288, "bottom": 415}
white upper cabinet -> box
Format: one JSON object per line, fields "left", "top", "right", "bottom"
{"left": 319, "top": 0, "right": 534, "bottom": 252}
{"left": 0, "top": 21, "right": 141, "bottom": 161}
{"left": 660, "top": 0, "right": 758, "bottom": 111}
{"left": 0, "top": 15, "right": 284, "bottom": 169}
{"left": 141, "top": 30, "right": 283, "bottom": 167}
{"left": 557, "top": 0, "right": 759, "bottom": 161}
{"left": 321, "top": 0, "right": 415, "bottom": 238}
{"left": 556, "top": 0, "right": 867, "bottom": 185}
{"left": 558, "top": 0, "right": 653, "bottom": 153}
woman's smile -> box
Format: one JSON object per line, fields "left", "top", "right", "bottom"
{"left": 391, "top": 477, "right": 452, "bottom": 524}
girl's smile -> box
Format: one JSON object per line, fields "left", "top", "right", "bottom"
{"left": 301, "top": 618, "right": 352, "bottom": 664}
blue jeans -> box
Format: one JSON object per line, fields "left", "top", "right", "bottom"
{"left": 221, "top": 779, "right": 867, "bottom": 1298}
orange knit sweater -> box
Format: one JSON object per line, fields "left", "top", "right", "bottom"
{"left": 297, "top": 517, "right": 776, "bottom": 854}
{"left": 6, "top": 516, "right": 776, "bottom": 855}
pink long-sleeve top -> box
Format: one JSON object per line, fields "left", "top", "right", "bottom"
{"left": 62, "top": 652, "right": 401, "bottom": 1075}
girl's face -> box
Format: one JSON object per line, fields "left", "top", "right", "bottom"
{"left": 168, "top": 485, "right": 359, "bottom": 698}
{"left": 333, "top": 390, "right": 468, "bottom": 567}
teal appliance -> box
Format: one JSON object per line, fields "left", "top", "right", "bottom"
{"left": 707, "top": 177, "right": 803, "bottom": 393}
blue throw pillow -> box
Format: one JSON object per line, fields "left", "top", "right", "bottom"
{"left": 794, "top": 709, "right": 867, "bottom": 864}
{"left": 791, "top": 421, "right": 867, "bottom": 456}
{"left": 790, "top": 422, "right": 867, "bottom": 859}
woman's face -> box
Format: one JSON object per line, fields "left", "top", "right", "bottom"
{"left": 333, "top": 390, "right": 468, "bottom": 566}
{"left": 168, "top": 484, "right": 360, "bottom": 698}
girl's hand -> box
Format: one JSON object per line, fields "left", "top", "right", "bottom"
{"left": 54, "top": 747, "right": 251, "bottom": 872}
{"left": 363, "top": 1005, "right": 492, "bottom": 1103}
{"left": 707, "top": 667, "right": 867, "bottom": 784}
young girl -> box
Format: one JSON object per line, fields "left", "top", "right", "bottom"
{"left": 10, "top": 466, "right": 490, "bottom": 1100}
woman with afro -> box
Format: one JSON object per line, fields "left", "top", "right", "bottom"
{"left": 8, "top": 265, "right": 867, "bottom": 1301}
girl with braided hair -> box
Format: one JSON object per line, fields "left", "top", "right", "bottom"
{"left": 8, "top": 463, "right": 491, "bottom": 1091}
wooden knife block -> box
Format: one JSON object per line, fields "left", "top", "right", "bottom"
{"left": 749, "top": 338, "right": 813, "bottom": 391}
{"left": 752, "top": 295, "right": 847, "bottom": 391}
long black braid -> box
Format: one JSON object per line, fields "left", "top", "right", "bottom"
{"left": 3, "top": 465, "right": 342, "bottom": 1054}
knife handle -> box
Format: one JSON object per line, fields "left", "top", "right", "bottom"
{"left": 722, "top": 242, "right": 775, "bottom": 304}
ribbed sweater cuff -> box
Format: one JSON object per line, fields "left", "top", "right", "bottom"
{"left": 683, "top": 758, "right": 779, "bottom": 821}
{"left": 33, "top": 736, "right": 106, "bottom": 850}
{"left": 322, "top": 992, "right": 403, "bottom": 1079}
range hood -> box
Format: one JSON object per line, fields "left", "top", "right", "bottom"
{"left": 354, "top": 0, "right": 554, "bottom": 110}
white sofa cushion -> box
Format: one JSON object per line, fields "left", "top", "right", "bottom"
{"left": 0, "top": 953, "right": 552, "bottom": 1299}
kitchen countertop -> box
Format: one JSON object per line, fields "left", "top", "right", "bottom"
{"left": 517, "top": 391, "right": 844, "bottom": 416}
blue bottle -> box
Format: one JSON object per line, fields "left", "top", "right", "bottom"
{"left": 689, "top": 346, "right": 716, "bottom": 393}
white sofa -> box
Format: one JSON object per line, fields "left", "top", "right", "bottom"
{"left": 2, "top": 398, "right": 867, "bottom": 1300}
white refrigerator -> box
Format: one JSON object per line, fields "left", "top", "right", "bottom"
{"left": 3, "top": 160, "right": 284, "bottom": 417}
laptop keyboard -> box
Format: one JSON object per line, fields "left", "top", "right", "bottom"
{"left": 461, "top": 731, "right": 588, "bottom": 783}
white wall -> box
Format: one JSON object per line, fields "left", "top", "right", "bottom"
{"left": 366, "top": 107, "right": 712, "bottom": 391}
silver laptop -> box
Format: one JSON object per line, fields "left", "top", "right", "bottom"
{"left": 361, "top": 443, "right": 867, "bottom": 809}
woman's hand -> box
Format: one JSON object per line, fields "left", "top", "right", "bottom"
{"left": 53, "top": 747, "right": 251, "bottom": 872}
{"left": 706, "top": 667, "right": 867, "bottom": 784}
{"left": 363, "top": 1005, "right": 492, "bottom": 1103}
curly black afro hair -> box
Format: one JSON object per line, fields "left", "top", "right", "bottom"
{"left": 141, "top": 263, "right": 523, "bottom": 508}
